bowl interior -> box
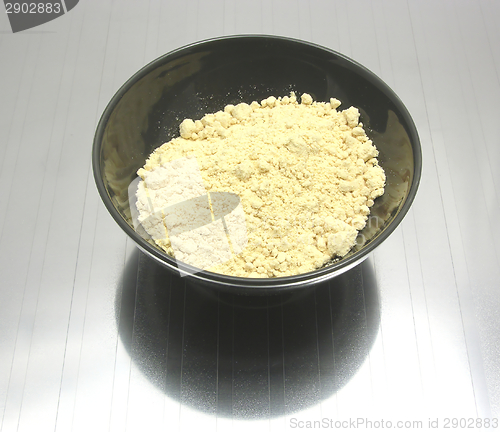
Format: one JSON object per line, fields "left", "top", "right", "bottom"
{"left": 93, "top": 36, "right": 421, "bottom": 289}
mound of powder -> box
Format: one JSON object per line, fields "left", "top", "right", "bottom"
{"left": 136, "top": 93, "right": 385, "bottom": 277}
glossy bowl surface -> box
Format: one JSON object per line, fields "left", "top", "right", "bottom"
{"left": 93, "top": 35, "right": 422, "bottom": 293}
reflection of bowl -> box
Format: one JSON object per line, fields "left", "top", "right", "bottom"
{"left": 93, "top": 35, "right": 422, "bottom": 293}
{"left": 117, "top": 249, "right": 380, "bottom": 418}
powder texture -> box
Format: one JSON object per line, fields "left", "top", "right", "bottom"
{"left": 136, "top": 93, "right": 385, "bottom": 277}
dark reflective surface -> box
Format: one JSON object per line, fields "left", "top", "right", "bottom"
{"left": 116, "top": 249, "right": 380, "bottom": 419}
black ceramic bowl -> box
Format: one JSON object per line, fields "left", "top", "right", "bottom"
{"left": 93, "top": 35, "right": 421, "bottom": 294}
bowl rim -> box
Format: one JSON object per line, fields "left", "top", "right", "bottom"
{"left": 92, "top": 34, "right": 422, "bottom": 291}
